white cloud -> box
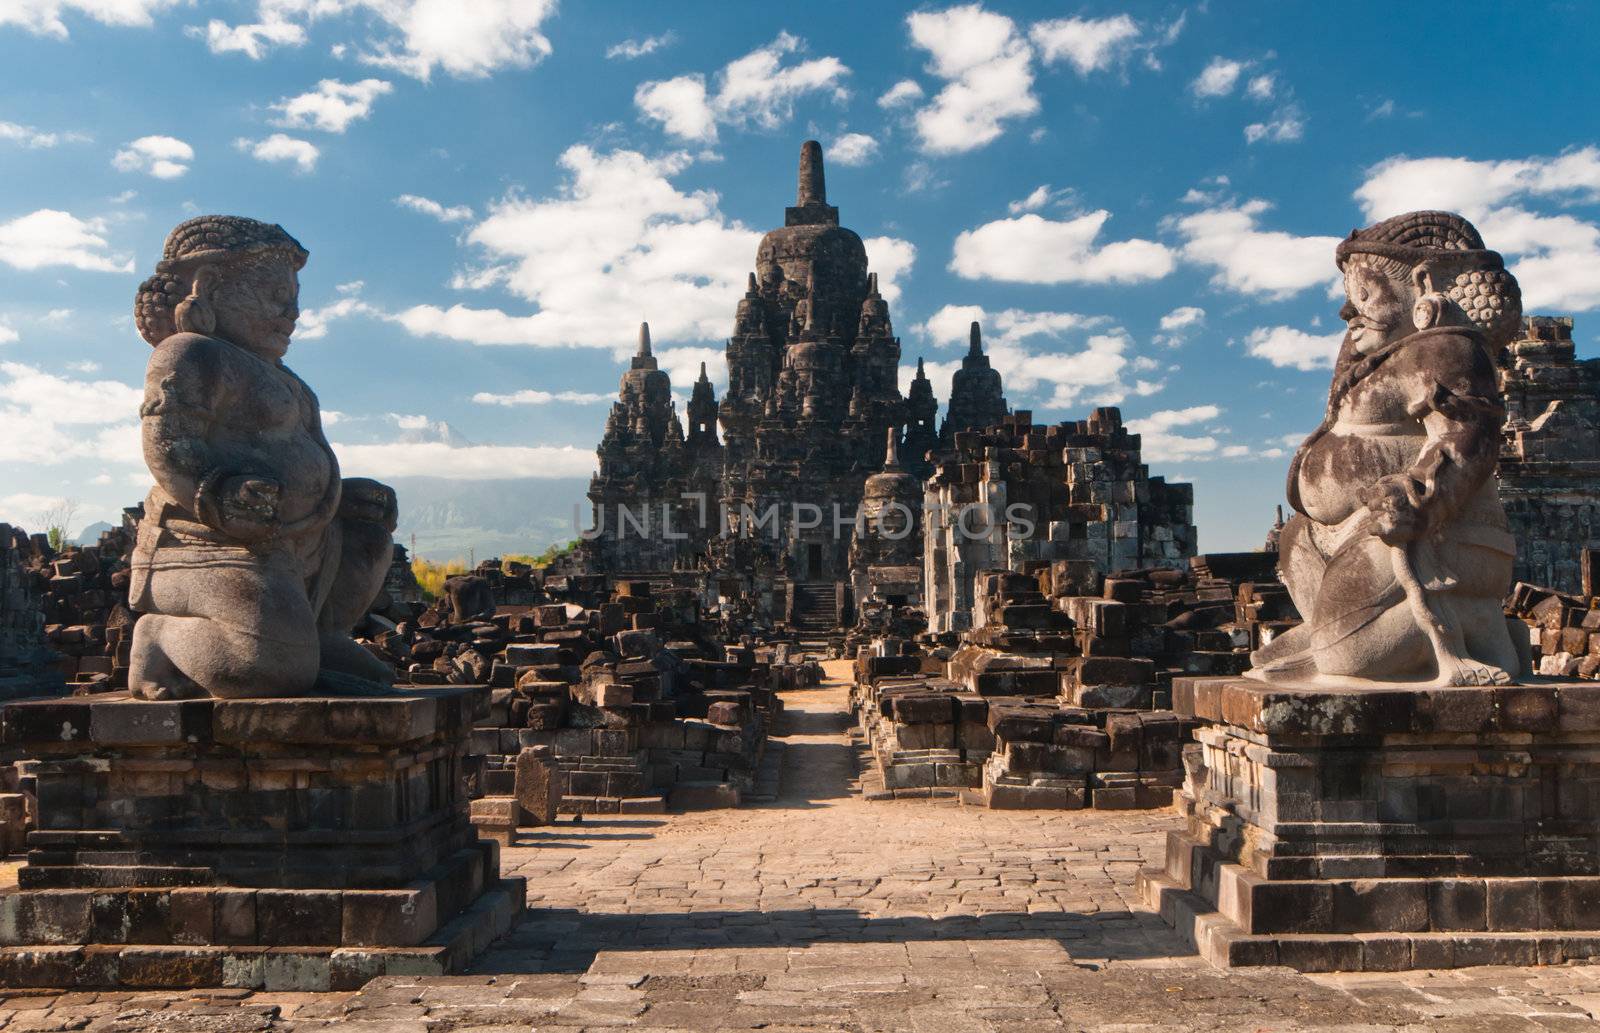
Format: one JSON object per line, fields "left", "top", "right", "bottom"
{"left": 1029, "top": 14, "right": 1139, "bottom": 75}
{"left": 0, "top": 120, "right": 87, "bottom": 148}
{"left": 1126, "top": 405, "right": 1222, "bottom": 462}
{"left": 189, "top": 16, "right": 305, "bottom": 58}
{"left": 635, "top": 32, "right": 847, "bottom": 143}
{"left": 1, "top": 0, "right": 174, "bottom": 37}
{"left": 333, "top": 441, "right": 594, "bottom": 480}
{"left": 66, "top": 359, "right": 99, "bottom": 372}
{"left": 0, "top": 323, "right": 17, "bottom": 344}
{"left": 395, "top": 193, "right": 473, "bottom": 223}
{"left": 878, "top": 79, "right": 924, "bottom": 109}
{"left": 473, "top": 389, "right": 611, "bottom": 406}
{"left": 296, "top": 294, "right": 376, "bottom": 340}
{"left": 607, "top": 31, "right": 674, "bottom": 60}
{"left": 271, "top": 78, "right": 392, "bottom": 133}
{"left": 1159, "top": 306, "right": 1205, "bottom": 331}
{"left": 235, "top": 133, "right": 319, "bottom": 172}
{"left": 111, "top": 135, "right": 192, "bottom": 179}
{"left": 1244, "top": 325, "right": 1344, "bottom": 371}
{"left": 906, "top": 4, "right": 1038, "bottom": 154}
{"left": 1355, "top": 147, "right": 1600, "bottom": 311}
{"left": 1246, "top": 73, "right": 1275, "bottom": 100}
{"left": 829, "top": 132, "right": 878, "bottom": 166}
{"left": 1191, "top": 56, "right": 1244, "bottom": 97}
{"left": 0, "top": 361, "right": 142, "bottom": 465}
{"left": 1169, "top": 199, "right": 1341, "bottom": 298}
{"left": 655, "top": 345, "right": 724, "bottom": 390}
{"left": 914, "top": 304, "right": 1136, "bottom": 408}
{"left": 190, "top": 1, "right": 554, "bottom": 77}
{"left": 358, "top": 0, "right": 556, "bottom": 80}
{"left": 0, "top": 209, "right": 132, "bottom": 273}
{"left": 863, "top": 236, "right": 916, "bottom": 307}
{"left": 393, "top": 146, "right": 761, "bottom": 351}
{"left": 951, "top": 209, "right": 1174, "bottom": 284}
{"left": 634, "top": 76, "right": 717, "bottom": 142}
{"left": 1245, "top": 106, "right": 1304, "bottom": 144}
{"left": 1009, "top": 186, "right": 1051, "bottom": 214}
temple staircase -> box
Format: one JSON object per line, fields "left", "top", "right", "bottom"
{"left": 791, "top": 582, "right": 840, "bottom": 637}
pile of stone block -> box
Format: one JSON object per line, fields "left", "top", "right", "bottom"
{"left": 13, "top": 517, "right": 140, "bottom": 694}
{"left": 1507, "top": 580, "right": 1600, "bottom": 678}
{"left": 381, "top": 575, "right": 791, "bottom": 815}
{"left": 0, "top": 524, "right": 61, "bottom": 702}
{"left": 853, "top": 554, "right": 1295, "bottom": 808}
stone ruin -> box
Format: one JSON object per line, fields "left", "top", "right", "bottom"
{"left": 924, "top": 408, "right": 1197, "bottom": 635}
{"left": 1499, "top": 316, "right": 1600, "bottom": 593}
{"left": 852, "top": 552, "right": 1296, "bottom": 807}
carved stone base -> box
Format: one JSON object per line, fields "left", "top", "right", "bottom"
{"left": 1140, "top": 676, "right": 1600, "bottom": 971}
{"left": 0, "top": 686, "right": 524, "bottom": 989}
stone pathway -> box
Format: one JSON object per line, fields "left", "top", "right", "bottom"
{"left": 5, "top": 661, "right": 1600, "bottom": 1030}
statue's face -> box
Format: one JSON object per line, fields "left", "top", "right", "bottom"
{"left": 208, "top": 256, "right": 300, "bottom": 360}
{"left": 1340, "top": 258, "right": 1411, "bottom": 355}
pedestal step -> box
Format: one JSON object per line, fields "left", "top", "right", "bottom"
{"left": 1140, "top": 868, "right": 1600, "bottom": 971}
{"left": 0, "top": 877, "right": 525, "bottom": 990}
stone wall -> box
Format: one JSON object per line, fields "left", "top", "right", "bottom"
{"left": 1499, "top": 316, "right": 1600, "bottom": 593}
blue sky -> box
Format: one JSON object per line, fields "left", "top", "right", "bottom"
{"left": 2, "top": 0, "right": 1599, "bottom": 554}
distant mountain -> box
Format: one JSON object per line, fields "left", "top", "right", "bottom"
{"left": 72, "top": 522, "right": 115, "bottom": 546}
{"left": 386, "top": 476, "right": 591, "bottom": 563}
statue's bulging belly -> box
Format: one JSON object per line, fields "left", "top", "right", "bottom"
{"left": 1298, "top": 429, "right": 1424, "bottom": 525}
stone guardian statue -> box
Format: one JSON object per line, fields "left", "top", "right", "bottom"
{"left": 128, "top": 215, "right": 398, "bottom": 698}
{"left": 1251, "top": 211, "right": 1527, "bottom": 687}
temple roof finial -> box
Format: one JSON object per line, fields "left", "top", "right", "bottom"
{"left": 798, "top": 140, "right": 826, "bottom": 207}
{"left": 867, "top": 271, "right": 878, "bottom": 295}
{"left": 697, "top": 361, "right": 709, "bottom": 381}
{"left": 746, "top": 271, "right": 757, "bottom": 293}
{"left": 968, "top": 321, "right": 983, "bottom": 357}
{"left": 884, "top": 426, "right": 900, "bottom": 469}
{"left": 916, "top": 356, "right": 926, "bottom": 376}
{"left": 637, "top": 321, "right": 652, "bottom": 358}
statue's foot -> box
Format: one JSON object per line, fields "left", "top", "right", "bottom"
{"left": 1251, "top": 650, "right": 1319, "bottom": 685}
{"left": 128, "top": 680, "right": 208, "bottom": 701}
{"left": 319, "top": 632, "right": 397, "bottom": 687}
{"left": 1430, "top": 655, "right": 1513, "bottom": 688}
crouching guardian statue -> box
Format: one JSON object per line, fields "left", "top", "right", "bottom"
{"left": 1251, "top": 210, "right": 1529, "bottom": 687}
{"left": 128, "top": 215, "right": 398, "bottom": 698}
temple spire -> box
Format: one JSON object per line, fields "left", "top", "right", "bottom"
{"left": 867, "top": 271, "right": 879, "bottom": 295}
{"left": 968, "top": 321, "right": 983, "bottom": 358}
{"left": 884, "top": 426, "right": 900, "bottom": 469}
{"left": 697, "top": 361, "right": 709, "bottom": 383}
{"left": 797, "top": 139, "right": 826, "bottom": 206}
{"left": 916, "top": 356, "right": 925, "bottom": 376}
{"left": 638, "top": 321, "right": 652, "bottom": 358}
{"left": 746, "top": 271, "right": 758, "bottom": 293}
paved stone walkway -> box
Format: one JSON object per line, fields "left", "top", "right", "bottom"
{"left": 5, "top": 661, "right": 1600, "bottom": 1030}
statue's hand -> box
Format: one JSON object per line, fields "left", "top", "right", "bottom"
{"left": 340, "top": 477, "right": 399, "bottom": 533}
{"left": 1363, "top": 474, "right": 1423, "bottom": 545}
{"left": 215, "top": 475, "right": 282, "bottom": 542}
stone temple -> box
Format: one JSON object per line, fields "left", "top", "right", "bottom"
{"left": 584, "top": 141, "right": 1196, "bottom": 629}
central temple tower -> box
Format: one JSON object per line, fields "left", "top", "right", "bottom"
{"left": 719, "top": 141, "right": 906, "bottom": 582}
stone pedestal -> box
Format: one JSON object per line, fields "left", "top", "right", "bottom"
{"left": 1141, "top": 676, "right": 1600, "bottom": 971}
{"left": 0, "top": 686, "right": 524, "bottom": 990}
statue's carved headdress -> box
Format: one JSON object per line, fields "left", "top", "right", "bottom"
{"left": 1336, "top": 210, "right": 1521, "bottom": 348}
{"left": 135, "top": 215, "right": 308, "bottom": 346}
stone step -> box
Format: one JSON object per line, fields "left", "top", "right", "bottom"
{"left": 1139, "top": 868, "right": 1600, "bottom": 972}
